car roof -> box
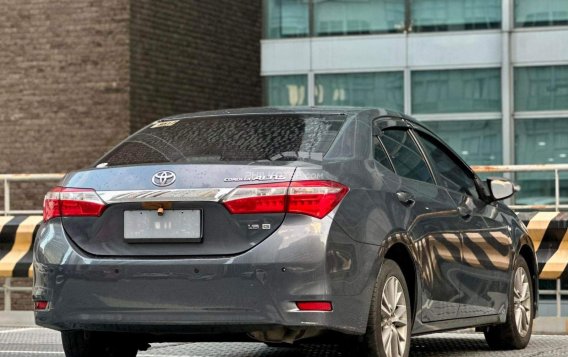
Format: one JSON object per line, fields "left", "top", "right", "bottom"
{"left": 159, "top": 106, "right": 400, "bottom": 121}
{"left": 142, "top": 106, "right": 475, "bottom": 176}
{"left": 156, "top": 106, "right": 431, "bottom": 136}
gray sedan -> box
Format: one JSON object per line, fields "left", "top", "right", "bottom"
{"left": 33, "top": 107, "right": 537, "bottom": 357}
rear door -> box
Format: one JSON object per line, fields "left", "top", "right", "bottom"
{"left": 413, "top": 128, "right": 513, "bottom": 318}
{"left": 376, "top": 119, "right": 464, "bottom": 322}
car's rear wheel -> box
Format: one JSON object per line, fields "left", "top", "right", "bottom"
{"left": 61, "top": 331, "right": 138, "bottom": 357}
{"left": 484, "top": 256, "right": 533, "bottom": 350}
{"left": 349, "top": 259, "right": 411, "bottom": 357}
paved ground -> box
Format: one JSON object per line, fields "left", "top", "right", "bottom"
{"left": 0, "top": 327, "right": 567, "bottom": 356}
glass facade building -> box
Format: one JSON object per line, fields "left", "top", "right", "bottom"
{"left": 315, "top": 72, "right": 404, "bottom": 109}
{"left": 515, "top": 0, "right": 568, "bottom": 28}
{"left": 411, "top": 68, "right": 502, "bottom": 114}
{"left": 411, "top": 0, "right": 502, "bottom": 32}
{"left": 514, "top": 65, "right": 568, "bottom": 203}
{"left": 314, "top": 0, "right": 405, "bottom": 36}
{"left": 264, "top": 75, "right": 308, "bottom": 106}
{"left": 262, "top": 1, "right": 568, "bottom": 195}
{"left": 262, "top": 0, "right": 568, "bottom": 315}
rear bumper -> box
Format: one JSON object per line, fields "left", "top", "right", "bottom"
{"left": 33, "top": 215, "right": 380, "bottom": 336}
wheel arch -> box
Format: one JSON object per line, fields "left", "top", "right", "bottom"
{"left": 518, "top": 242, "right": 539, "bottom": 317}
{"left": 383, "top": 241, "right": 418, "bottom": 322}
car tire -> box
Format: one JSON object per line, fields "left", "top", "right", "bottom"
{"left": 349, "top": 259, "right": 411, "bottom": 357}
{"left": 61, "top": 330, "right": 138, "bottom": 357}
{"left": 484, "top": 256, "right": 533, "bottom": 350}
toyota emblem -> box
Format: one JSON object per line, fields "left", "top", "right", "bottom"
{"left": 152, "top": 171, "right": 176, "bottom": 187}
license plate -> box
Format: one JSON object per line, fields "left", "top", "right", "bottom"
{"left": 124, "top": 210, "right": 202, "bottom": 242}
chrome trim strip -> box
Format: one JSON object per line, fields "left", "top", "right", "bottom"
{"left": 97, "top": 188, "right": 233, "bottom": 204}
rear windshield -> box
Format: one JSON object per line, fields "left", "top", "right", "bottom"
{"left": 96, "top": 115, "right": 346, "bottom": 167}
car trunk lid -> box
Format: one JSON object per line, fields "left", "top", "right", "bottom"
{"left": 59, "top": 164, "right": 297, "bottom": 257}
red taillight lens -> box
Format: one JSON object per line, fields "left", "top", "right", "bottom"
{"left": 222, "top": 183, "right": 288, "bottom": 214}
{"left": 296, "top": 301, "right": 333, "bottom": 311}
{"left": 43, "top": 187, "right": 106, "bottom": 222}
{"left": 288, "top": 181, "right": 348, "bottom": 219}
{"left": 34, "top": 300, "right": 49, "bottom": 310}
{"left": 43, "top": 187, "right": 63, "bottom": 222}
{"left": 222, "top": 180, "right": 348, "bottom": 219}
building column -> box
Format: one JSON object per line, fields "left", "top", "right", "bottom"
{"left": 502, "top": 0, "right": 514, "bottom": 165}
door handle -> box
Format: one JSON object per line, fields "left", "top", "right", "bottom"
{"left": 458, "top": 205, "right": 473, "bottom": 219}
{"left": 458, "top": 195, "right": 474, "bottom": 219}
{"left": 396, "top": 191, "right": 415, "bottom": 206}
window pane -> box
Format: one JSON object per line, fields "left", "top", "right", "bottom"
{"left": 265, "top": 75, "right": 308, "bottom": 106}
{"left": 315, "top": 72, "right": 404, "bottom": 111}
{"left": 412, "top": 69, "right": 501, "bottom": 114}
{"left": 422, "top": 120, "right": 502, "bottom": 165}
{"left": 417, "top": 132, "right": 478, "bottom": 198}
{"left": 515, "top": 0, "right": 568, "bottom": 28}
{"left": 412, "top": 0, "right": 501, "bottom": 32}
{"left": 515, "top": 66, "right": 568, "bottom": 112}
{"left": 264, "top": 0, "right": 309, "bottom": 39}
{"left": 98, "top": 115, "right": 346, "bottom": 166}
{"left": 381, "top": 129, "right": 434, "bottom": 184}
{"left": 373, "top": 137, "right": 395, "bottom": 172}
{"left": 314, "top": 0, "right": 405, "bottom": 36}
{"left": 515, "top": 118, "right": 568, "bottom": 206}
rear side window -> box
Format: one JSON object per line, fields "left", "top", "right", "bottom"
{"left": 373, "top": 137, "right": 395, "bottom": 172}
{"left": 97, "top": 115, "right": 346, "bottom": 167}
{"left": 381, "top": 129, "right": 434, "bottom": 184}
{"left": 416, "top": 132, "right": 479, "bottom": 199}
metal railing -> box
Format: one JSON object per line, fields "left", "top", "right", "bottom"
{"left": 473, "top": 164, "right": 568, "bottom": 318}
{"left": 0, "top": 173, "right": 64, "bottom": 216}
{"left": 2, "top": 278, "right": 35, "bottom": 311}
{"left": 539, "top": 280, "right": 568, "bottom": 318}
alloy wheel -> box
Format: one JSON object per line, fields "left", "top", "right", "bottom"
{"left": 380, "top": 276, "right": 408, "bottom": 357}
{"left": 513, "top": 266, "right": 531, "bottom": 337}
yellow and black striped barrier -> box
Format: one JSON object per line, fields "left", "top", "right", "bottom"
{"left": 518, "top": 211, "right": 568, "bottom": 281}
{"left": 0, "top": 214, "right": 566, "bottom": 280}
{"left": 0, "top": 216, "right": 42, "bottom": 278}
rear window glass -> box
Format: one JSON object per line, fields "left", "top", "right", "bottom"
{"left": 96, "top": 115, "right": 346, "bottom": 167}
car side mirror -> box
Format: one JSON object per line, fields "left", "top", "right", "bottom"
{"left": 487, "top": 177, "right": 516, "bottom": 201}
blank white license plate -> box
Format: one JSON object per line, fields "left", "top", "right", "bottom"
{"left": 124, "top": 210, "right": 202, "bottom": 242}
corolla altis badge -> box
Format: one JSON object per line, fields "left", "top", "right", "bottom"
{"left": 223, "top": 174, "right": 286, "bottom": 183}
{"left": 152, "top": 171, "right": 176, "bottom": 187}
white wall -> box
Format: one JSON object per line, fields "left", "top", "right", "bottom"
{"left": 261, "top": 28, "right": 568, "bottom": 74}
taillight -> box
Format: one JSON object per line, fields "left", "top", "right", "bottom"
{"left": 222, "top": 180, "right": 348, "bottom": 219}
{"left": 34, "top": 300, "right": 49, "bottom": 310}
{"left": 221, "top": 182, "right": 288, "bottom": 214}
{"left": 43, "top": 187, "right": 106, "bottom": 222}
{"left": 288, "top": 181, "right": 348, "bottom": 219}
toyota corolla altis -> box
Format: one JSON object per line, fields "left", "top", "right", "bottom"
{"left": 33, "top": 107, "right": 538, "bottom": 357}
